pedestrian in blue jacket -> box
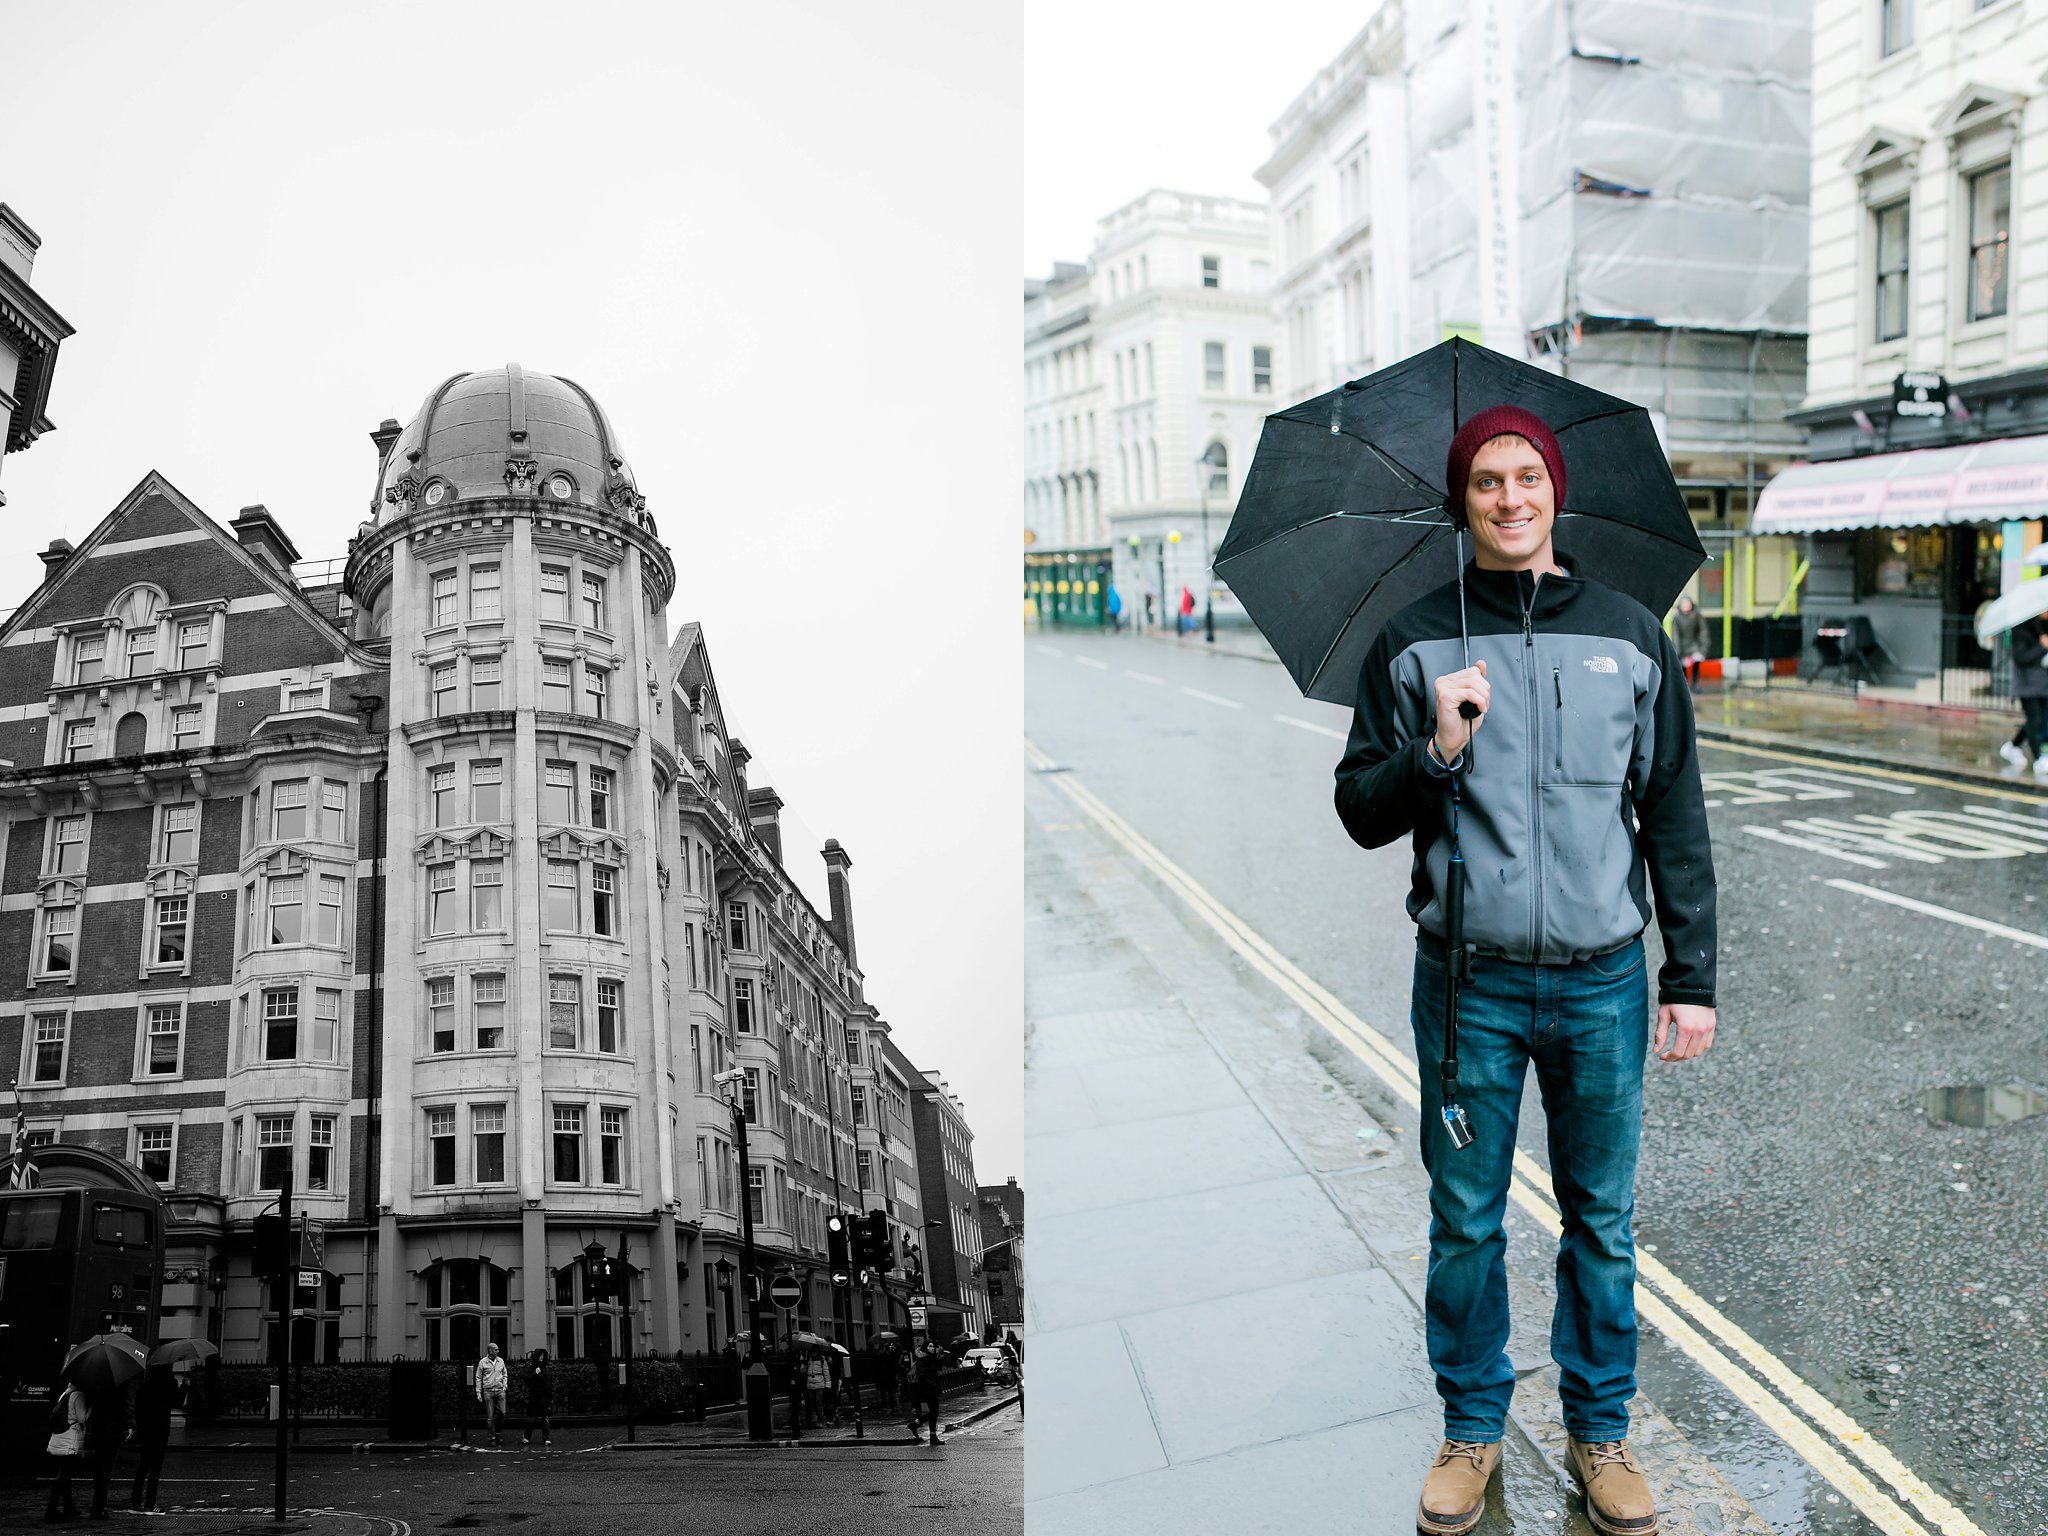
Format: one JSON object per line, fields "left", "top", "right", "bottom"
{"left": 1334, "top": 405, "right": 1718, "bottom": 1536}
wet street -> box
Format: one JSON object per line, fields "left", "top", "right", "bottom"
{"left": 1027, "top": 627, "right": 2048, "bottom": 1536}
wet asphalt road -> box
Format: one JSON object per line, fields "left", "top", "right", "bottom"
{"left": 1027, "top": 627, "right": 2048, "bottom": 1536}
{"left": 0, "top": 1401, "right": 1022, "bottom": 1533}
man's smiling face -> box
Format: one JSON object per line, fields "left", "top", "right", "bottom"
{"left": 1462, "top": 433, "right": 1557, "bottom": 571}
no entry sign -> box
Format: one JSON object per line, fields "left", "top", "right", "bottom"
{"left": 769, "top": 1274, "right": 803, "bottom": 1310}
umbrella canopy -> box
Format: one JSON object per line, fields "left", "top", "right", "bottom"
{"left": 61, "top": 1333, "right": 149, "bottom": 1391}
{"left": 871, "top": 1329, "right": 902, "bottom": 1343}
{"left": 1977, "top": 576, "right": 2048, "bottom": 648}
{"left": 1217, "top": 338, "right": 1706, "bottom": 704}
{"left": 788, "top": 1330, "right": 834, "bottom": 1350}
{"left": 148, "top": 1339, "right": 219, "bottom": 1367}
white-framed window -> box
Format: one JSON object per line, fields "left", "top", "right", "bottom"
{"left": 153, "top": 895, "right": 190, "bottom": 966}
{"left": 473, "top": 1104, "right": 507, "bottom": 1183}
{"left": 284, "top": 682, "right": 327, "bottom": 713}
{"left": 307, "top": 1115, "right": 335, "bottom": 1192}
{"left": 40, "top": 904, "right": 76, "bottom": 976}
{"left": 428, "top": 864, "right": 457, "bottom": 935}
{"left": 591, "top": 865, "right": 619, "bottom": 936}
{"left": 25, "top": 1010, "right": 69, "bottom": 1084}
{"left": 588, "top": 769, "right": 613, "bottom": 829}
{"left": 548, "top": 975, "right": 581, "bottom": 1049}
{"left": 547, "top": 861, "right": 578, "bottom": 931}
{"left": 263, "top": 988, "right": 299, "bottom": 1060}
{"left": 541, "top": 658, "right": 572, "bottom": 711}
{"left": 471, "top": 858, "right": 504, "bottom": 930}
{"left": 599, "top": 1106, "right": 627, "bottom": 1185}
{"left": 540, "top": 566, "right": 571, "bottom": 622}
{"left": 727, "top": 901, "right": 749, "bottom": 952}
{"left": 470, "top": 656, "right": 502, "bottom": 710}
{"left": 1253, "top": 345, "right": 1272, "bottom": 393}
{"left": 856, "top": 1149, "right": 872, "bottom": 1190}
{"left": 742, "top": 1066, "right": 760, "bottom": 1122}
{"left": 1204, "top": 341, "right": 1225, "bottom": 391}
{"left": 1881, "top": 0, "right": 1912, "bottom": 55}
{"left": 321, "top": 783, "right": 347, "bottom": 843}
{"left": 428, "top": 976, "right": 456, "bottom": 1052}
{"left": 51, "top": 814, "right": 87, "bottom": 875}
{"left": 312, "top": 989, "right": 340, "bottom": 1061}
{"left": 582, "top": 574, "right": 607, "bottom": 630}
{"left": 126, "top": 627, "right": 157, "bottom": 678}
{"left": 177, "top": 620, "right": 210, "bottom": 671}
{"left": 584, "top": 666, "right": 608, "bottom": 719}
{"left": 431, "top": 663, "right": 456, "bottom": 717}
{"left": 141, "top": 1003, "right": 183, "bottom": 1077}
{"left": 134, "top": 1123, "right": 174, "bottom": 1184}
{"left": 432, "top": 569, "right": 459, "bottom": 627}
{"left": 159, "top": 803, "right": 198, "bottom": 864}
{"left": 551, "top": 1104, "right": 584, "bottom": 1183}
{"left": 851, "top": 1084, "right": 867, "bottom": 1125}
{"left": 171, "top": 705, "right": 203, "bottom": 748}
{"left": 545, "top": 762, "right": 576, "bottom": 822}
{"left": 73, "top": 635, "right": 105, "bottom": 686}
{"left": 315, "top": 876, "right": 345, "bottom": 946}
{"left": 732, "top": 977, "right": 754, "bottom": 1034}
{"left": 429, "top": 1105, "right": 457, "bottom": 1185}
{"left": 474, "top": 975, "right": 506, "bottom": 1050}
{"left": 1201, "top": 253, "right": 1219, "bottom": 289}
{"left": 257, "top": 1115, "right": 293, "bottom": 1188}
{"left": 1969, "top": 163, "right": 2010, "bottom": 321}
{"left": 430, "top": 766, "right": 455, "bottom": 826}
{"left": 64, "top": 720, "right": 95, "bottom": 763}
{"left": 268, "top": 874, "right": 305, "bottom": 945}
{"left": 747, "top": 1164, "right": 765, "bottom": 1223}
{"left": 470, "top": 761, "right": 503, "bottom": 822}
{"left": 597, "top": 978, "right": 622, "bottom": 1053}
{"left": 272, "top": 780, "right": 309, "bottom": 841}
{"left": 470, "top": 564, "right": 501, "bottom": 621}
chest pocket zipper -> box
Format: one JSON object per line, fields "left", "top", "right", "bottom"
{"left": 1552, "top": 666, "right": 1563, "bottom": 772}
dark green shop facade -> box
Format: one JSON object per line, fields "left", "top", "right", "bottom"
{"left": 1025, "top": 548, "right": 1112, "bottom": 627}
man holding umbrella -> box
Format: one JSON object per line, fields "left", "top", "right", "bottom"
{"left": 1333, "top": 406, "right": 1717, "bottom": 1535}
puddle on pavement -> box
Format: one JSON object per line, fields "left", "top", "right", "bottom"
{"left": 1914, "top": 1082, "right": 2048, "bottom": 1127}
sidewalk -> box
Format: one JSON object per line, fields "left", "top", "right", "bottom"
{"left": 1116, "top": 622, "right": 2048, "bottom": 792}
{"left": 1024, "top": 760, "right": 1772, "bottom": 1534}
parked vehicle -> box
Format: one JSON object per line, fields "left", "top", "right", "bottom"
{"left": 962, "top": 1346, "right": 1016, "bottom": 1386}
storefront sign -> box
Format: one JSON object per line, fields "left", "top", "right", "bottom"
{"left": 1893, "top": 371, "right": 1949, "bottom": 418}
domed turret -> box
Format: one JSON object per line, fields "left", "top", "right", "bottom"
{"left": 372, "top": 363, "right": 647, "bottom": 521}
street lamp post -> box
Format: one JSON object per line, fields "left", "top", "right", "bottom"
{"left": 715, "top": 1068, "right": 772, "bottom": 1441}
{"left": 1198, "top": 443, "right": 1228, "bottom": 645}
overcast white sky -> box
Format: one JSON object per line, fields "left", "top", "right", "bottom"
{"left": 3, "top": 2, "right": 1022, "bottom": 1181}
{"left": 1023, "top": 1, "right": 1373, "bottom": 277}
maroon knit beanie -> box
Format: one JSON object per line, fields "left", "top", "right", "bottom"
{"left": 1443, "top": 405, "right": 1566, "bottom": 526}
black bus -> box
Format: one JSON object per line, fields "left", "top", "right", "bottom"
{"left": 0, "top": 1184, "right": 165, "bottom": 1398}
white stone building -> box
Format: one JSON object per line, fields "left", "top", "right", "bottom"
{"left": 1753, "top": 0, "right": 2048, "bottom": 687}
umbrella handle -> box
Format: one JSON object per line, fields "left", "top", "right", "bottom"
{"left": 1440, "top": 852, "right": 1473, "bottom": 1150}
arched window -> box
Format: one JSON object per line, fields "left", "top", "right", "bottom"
{"left": 552, "top": 1259, "right": 639, "bottom": 1360}
{"left": 1202, "top": 441, "right": 1229, "bottom": 497}
{"left": 114, "top": 712, "right": 148, "bottom": 757}
{"left": 420, "top": 1258, "right": 511, "bottom": 1360}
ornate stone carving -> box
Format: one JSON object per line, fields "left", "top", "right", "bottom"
{"left": 604, "top": 481, "right": 648, "bottom": 516}
{"left": 505, "top": 458, "right": 541, "bottom": 494}
{"left": 384, "top": 476, "right": 421, "bottom": 511}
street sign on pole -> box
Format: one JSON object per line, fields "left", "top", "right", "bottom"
{"left": 909, "top": 1305, "right": 927, "bottom": 1329}
{"left": 768, "top": 1274, "right": 803, "bottom": 1311}
{"left": 296, "top": 1270, "right": 320, "bottom": 1292}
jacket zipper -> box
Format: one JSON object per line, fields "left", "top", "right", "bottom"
{"left": 1553, "top": 665, "right": 1563, "bottom": 772}
{"left": 1521, "top": 571, "right": 1543, "bottom": 959}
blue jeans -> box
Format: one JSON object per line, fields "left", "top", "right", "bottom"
{"left": 1410, "top": 931, "right": 1649, "bottom": 1443}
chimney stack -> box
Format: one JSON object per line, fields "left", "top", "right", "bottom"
{"left": 822, "top": 838, "right": 856, "bottom": 967}
{"left": 38, "top": 538, "right": 73, "bottom": 576}
{"left": 746, "top": 786, "right": 784, "bottom": 864}
{"left": 230, "top": 505, "right": 303, "bottom": 577}
{"left": 370, "top": 418, "right": 403, "bottom": 468}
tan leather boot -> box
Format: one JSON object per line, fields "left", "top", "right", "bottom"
{"left": 1415, "top": 1438, "right": 1500, "bottom": 1535}
{"left": 1566, "top": 1439, "right": 1659, "bottom": 1534}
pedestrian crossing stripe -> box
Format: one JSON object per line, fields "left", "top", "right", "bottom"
{"left": 1026, "top": 736, "right": 1987, "bottom": 1536}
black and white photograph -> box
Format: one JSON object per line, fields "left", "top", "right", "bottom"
{"left": 1025, "top": 2, "right": 2048, "bottom": 1534}
{"left": 0, "top": 3, "right": 1021, "bottom": 1530}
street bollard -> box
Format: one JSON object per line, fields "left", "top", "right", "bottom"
{"left": 744, "top": 1362, "right": 772, "bottom": 1442}
{"left": 459, "top": 1364, "right": 471, "bottom": 1446}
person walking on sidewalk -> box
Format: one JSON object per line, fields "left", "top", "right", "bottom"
{"left": 1672, "top": 595, "right": 1710, "bottom": 689}
{"left": 1999, "top": 613, "right": 2048, "bottom": 774}
{"left": 127, "top": 1364, "right": 180, "bottom": 1513}
{"left": 42, "top": 1381, "right": 88, "bottom": 1523}
{"left": 521, "top": 1350, "right": 554, "bottom": 1446}
{"left": 476, "top": 1342, "right": 509, "bottom": 1446}
{"left": 1335, "top": 406, "right": 1718, "bottom": 1536}
{"left": 910, "top": 1339, "right": 944, "bottom": 1446}
{"left": 1178, "top": 584, "right": 1196, "bottom": 635}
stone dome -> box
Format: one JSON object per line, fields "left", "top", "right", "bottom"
{"left": 371, "top": 364, "right": 646, "bottom": 520}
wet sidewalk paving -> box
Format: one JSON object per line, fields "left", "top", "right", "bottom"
{"left": 1022, "top": 761, "right": 1773, "bottom": 1535}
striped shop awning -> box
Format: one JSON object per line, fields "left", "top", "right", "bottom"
{"left": 1753, "top": 432, "right": 2048, "bottom": 534}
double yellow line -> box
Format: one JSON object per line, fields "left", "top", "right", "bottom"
{"left": 1026, "top": 737, "right": 1985, "bottom": 1536}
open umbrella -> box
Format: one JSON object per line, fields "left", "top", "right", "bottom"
{"left": 1216, "top": 337, "right": 1704, "bottom": 706}
{"left": 148, "top": 1339, "right": 219, "bottom": 1367}
{"left": 1975, "top": 576, "right": 2048, "bottom": 648}
{"left": 61, "top": 1333, "right": 149, "bottom": 1391}
{"left": 788, "top": 1330, "right": 833, "bottom": 1351}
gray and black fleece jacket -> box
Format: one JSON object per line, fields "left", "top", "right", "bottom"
{"left": 1334, "top": 563, "right": 1717, "bottom": 1008}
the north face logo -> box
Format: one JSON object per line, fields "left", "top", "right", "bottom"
{"left": 1583, "top": 656, "right": 1618, "bottom": 674}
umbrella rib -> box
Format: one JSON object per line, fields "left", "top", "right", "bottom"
{"left": 1551, "top": 403, "right": 1642, "bottom": 435}
{"left": 1556, "top": 508, "right": 1707, "bottom": 556}
{"left": 1303, "top": 530, "right": 1446, "bottom": 696}
{"left": 1216, "top": 504, "right": 1445, "bottom": 570}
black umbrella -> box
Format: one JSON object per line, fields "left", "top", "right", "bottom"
{"left": 1215, "top": 337, "right": 1705, "bottom": 706}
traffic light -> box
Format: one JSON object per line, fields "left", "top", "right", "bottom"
{"left": 586, "top": 1253, "right": 618, "bottom": 1301}
{"left": 845, "top": 1211, "right": 868, "bottom": 1271}
{"left": 252, "top": 1214, "right": 288, "bottom": 1279}
{"left": 863, "top": 1210, "right": 893, "bottom": 1271}
{"left": 827, "top": 1211, "right": 851, "bottom": 1272}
